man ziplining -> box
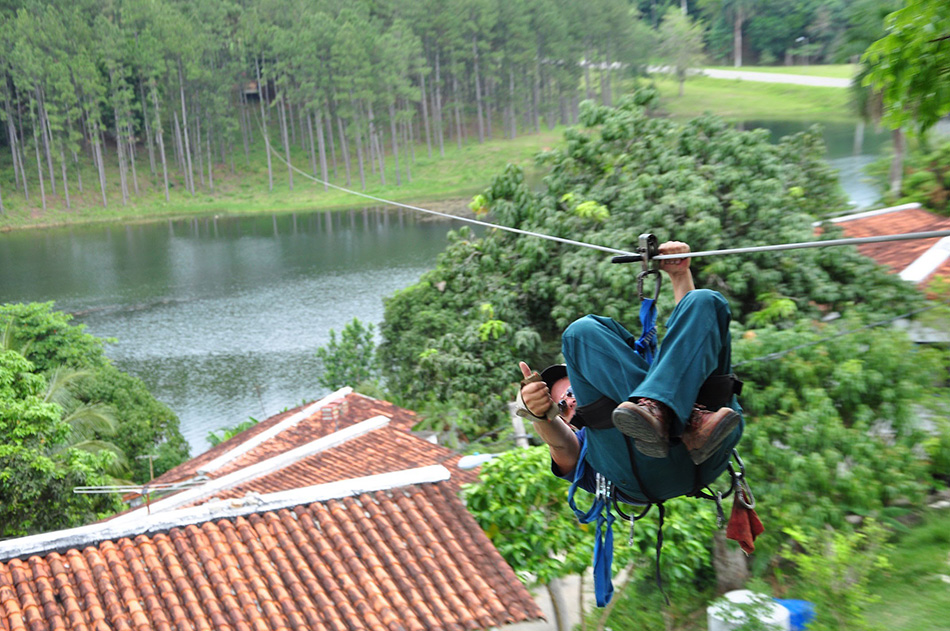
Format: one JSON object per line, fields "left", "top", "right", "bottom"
{"left": 516, "top": 240, "right": 744, "bottom": 506}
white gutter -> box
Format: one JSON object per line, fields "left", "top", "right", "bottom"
{"left": 198, "top": 387, "right": 352, "bottom": 474}
{"left": 899, "top": 237, "right": 950, "bottom": 283}
{"left": 109, "top": 414, "right": 390, "bottom": 523}
{"left": 812, "top": 202, "right": 922, "bottom": 226}
{"left": 0, "top": 465, "right": 451, "bottom": 562}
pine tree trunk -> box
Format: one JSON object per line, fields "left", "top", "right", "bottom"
{"left": 59, "top": 145, "right": 70, "bottom": 210}
{"left": 173, "top": 110, "right": 184, "bottom": 170}
{"left": 140, "top": 82, "right": 156, "bottom": 177}
{"left": 419, "top": 71, "right": 432, "bottom": 158}
{"left": 584, "top": 49, "right": 594, "bottom": 100}
{"left": 113, "top": 102, "right": 129, "bottom": 205}
{"left": 4, "top": 92, "right": 23, "bottom": 194}
{"left": 306, "top": 108, "right": 317, "bottom": 175}
{"left": 452, "top": 70, "right": 463, "bottom": 149}
{"left": 367, "top": 101, "right": 385, "bottom": 186}
{"left": 434, "top": 50, "right": 445, "bottom": 157}
{"left": 15, "top": 89, "right": 31, "bottom": 198}
{"left": 278, "top": 91, "right": 293, "bottom": 190}
{"left": 733, "top": 7, "right": 744, "bottom": 68}
{"left": 351, "top": 98, "right": 366, "bottom": 191}
{"left": 206, "top": 122, "right": 213, "bottom": 193}
{"left": 314, "top": 111, "right": 329, "bottom": 191}
{"left": 485, "top": 76, "right": 493, "bottom": 140}
{"left": 127, "top": 121, "right": 139, "bottom": 195}
{"left": 38, "top": 89, "right": 56, "bottom": 196}
{"left": 388, "top": 99, "right": 401, "bottom": 186}
{"left": 31, "top": 103, "right": 47, "bottom": 211}
{"left": 239, "top": 89, "right": 251, "bottom": 165}
{"left": 325, "top": 102, "right": 338, "bottom": 180}
{"left": 472, "top": 36, "right": 485, "bottom": 144}
{"left": 603, "top": 47, "right": 614, "bottom": 107}
{"left": 194, "top": 105, "right": 205, "bottom": 189}
{"left": 177, "top": 60, "right": 195, "bottom": 195}
{"left": 508, "top": 69, "right": 516, "bottom": 140}
{"left": 90, "top": 118, "right": 107, "bottom": 207}
{"left": 151, "top": 83, "right": 170, "bottom": 201}
{"left": 336, "top": 113, "right": 351, "bottom": 187}
{"left": 255, "top": 56, "right": 274, "bottom": 192}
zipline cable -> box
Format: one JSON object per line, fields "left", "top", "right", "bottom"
{"left": 259, "top": 116, "right": 950, "bottom": 258}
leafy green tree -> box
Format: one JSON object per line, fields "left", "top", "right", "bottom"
{"left": 657, "top": 7, "right": 707, "bottom": 96}
{"left": 0, "top": 349, "right": 122, "bottom": 536}
{"left": 315, "top": 318, "right": 380, "bottom": 391}
{"left": 207, "top": 418, "right": 259, "bottom": 447}
{"left": 863, "top": 0, "right": 950, "bottom": 137}
{"left": 0, "top": 303, "right": 189, "bottom": 483}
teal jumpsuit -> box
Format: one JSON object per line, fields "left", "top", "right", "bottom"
{"left": 558, "top": 289, "right": 743, "bottom": 503}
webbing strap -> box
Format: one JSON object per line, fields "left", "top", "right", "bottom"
{"left": 567, "top": 438, "right": 616, "bottom": 606}
{"left": 634, "top": 298, "right": 658, "bottom": 363}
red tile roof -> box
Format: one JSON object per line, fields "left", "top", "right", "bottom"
{"left": 0, "top": 482, "right": 541, "bottom": 631}
{"left": 823, "top": 203, "right": 950, "bottom": 287}
{"left": 0, "top": 391, "right": 543, "bottom": 630}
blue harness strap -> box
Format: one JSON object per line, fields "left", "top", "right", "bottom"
{"left": 633, "top": 297, "right": 658, "bottom": 363}
{"left": 567, "top": 438, "right": 616, "bottom": 606}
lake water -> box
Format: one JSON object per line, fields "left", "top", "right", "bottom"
{"left": 0, "top": 121, "right": 890, "bottom": 456}
{"left": 0, "top": 209, "right": 462, "bottom": 453}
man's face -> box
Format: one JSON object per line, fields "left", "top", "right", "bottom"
{"left": 550, "top": 377, "right": 576, "bottom": 423}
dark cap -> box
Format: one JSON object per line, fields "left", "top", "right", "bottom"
{"left": 540, "top": 364, "right": 568, "bottom": 389}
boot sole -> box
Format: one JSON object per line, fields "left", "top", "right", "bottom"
{"left": 612, "top": 406, "right": 670, "bottom": 459}
{"left": 687, "top": 411, "right": 741, "bottom": 465}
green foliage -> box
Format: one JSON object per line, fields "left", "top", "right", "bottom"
{"left": 207, "top": 418, "right": 259, "bottom": 447}
{"left": 657, "top": 7, "right": 707, "bottom": 94}
{"left": 867, "top": 139, "right": 950, "bottom": 215}
{"left": 0, "top": 303, "right": 108, "bottom": 372}
{"left": 0, "top": 303, "right": 189, "bottom": 484}
{"left": 0, "top": 349, "right": 123, "bottom": 536}
{"left": 863, "top": 0, "right": 950, "bottom": 135}
{"left": 782, "top": 521, "right": 891, "bottom": 631}
{"left": 734, "top": 318, "right": 943, "bottom": 556}
{"left": 315, "top": 318, "right": 380, "bottom": 391}
{"left": 463, "top": 446, "right": 718, "bottom": 588}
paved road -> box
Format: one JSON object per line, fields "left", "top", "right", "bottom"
{"left": 701, "top": 68, "right": 851, "bottom": 88}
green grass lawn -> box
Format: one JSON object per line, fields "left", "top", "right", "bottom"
{"left": 706, "top": 64, "right": 858, "bottom": 79}
{"left": 865, "top": 508, "right": 950, "bottom": 629}
{"left": 649, "top": 74, "right": 855, "bottom": 122}
{"left": 0, "top": 128, "right": 561, "bottom": 231}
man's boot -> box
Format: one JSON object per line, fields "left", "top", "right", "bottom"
{"left": 681, "top": 404, "right": 741, "bottom": 465}
{"left": 612, "top": 398, "right": 671, "bottom": 458}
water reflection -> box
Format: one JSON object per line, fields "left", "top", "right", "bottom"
{"left": 739, "top": 119, "right": 890, "bottom": 209}
{"left": 0, "top": 207, "right": 465, "bottom": 454}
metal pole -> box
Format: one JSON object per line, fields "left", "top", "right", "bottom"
{"left": 611, "top": 230, "right": 950, "bottom": 263}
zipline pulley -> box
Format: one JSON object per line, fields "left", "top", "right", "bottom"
{"left": 636, "top": 233, "right": 662, "bottom": 301}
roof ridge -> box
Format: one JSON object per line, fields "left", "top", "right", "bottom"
{"left": 0, "top": 464, "right": 451, "bottom": 562}
{"left": 111, "top": 414, "right": 391, "bottom": 522}
{"left": 812, "top": 202, "right": 922, "bottom": 226}
{"left": 198, "top": 387, "right": 352, "bottom": 474}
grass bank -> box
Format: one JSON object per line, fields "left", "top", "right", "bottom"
{"left": 0, "top": 129, "right": 561, "bottom": 232}
{"left": 649, "top": 73, "right": 855, "bottom": 122}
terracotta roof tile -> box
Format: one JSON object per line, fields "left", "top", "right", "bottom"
{"left": 824, "top": 205, "right": 950, "bottom": 285}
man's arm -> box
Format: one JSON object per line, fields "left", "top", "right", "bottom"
{"left": 658, "top": 241, "right": 694, "bottom": 304}
{"left": 518, "top": 362, "right": 580, "bottom": 473}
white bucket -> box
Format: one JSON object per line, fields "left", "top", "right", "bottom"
{"left": 707, "top": 589, "right": 791, "bottom": 631}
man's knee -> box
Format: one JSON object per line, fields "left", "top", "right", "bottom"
{"left": 680, "top": 289, "right": 729, "bottom": 313}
